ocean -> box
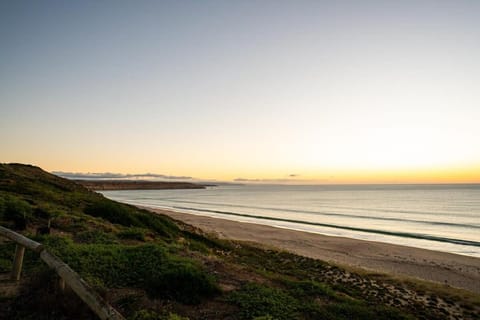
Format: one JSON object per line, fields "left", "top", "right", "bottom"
{"left": 100, "top": 184, "right": 480, "bottom": 257}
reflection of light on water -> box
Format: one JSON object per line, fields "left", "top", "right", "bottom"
{"left": 171, "top": 207, "right": 480, "bottom": 258}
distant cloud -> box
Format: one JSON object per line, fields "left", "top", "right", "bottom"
{"left": 52, "top": 171, "right": 193, "bottom": 180}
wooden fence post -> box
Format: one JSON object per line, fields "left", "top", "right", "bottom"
{"left": 59, "top": 277, "right": 66, "bottom": 292}
{"left": 1, "top": 225, "right": 125, "bottom": 319}
{"left": 11, "top": 244, "right": 26, "bottom": 281}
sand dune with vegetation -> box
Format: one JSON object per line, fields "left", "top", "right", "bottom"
{"left": 149, "top": 208, "right": 480, "bottom": 294}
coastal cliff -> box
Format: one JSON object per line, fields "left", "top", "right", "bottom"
{"left": 74, "top": 179, "right": 209, "bottom": 191}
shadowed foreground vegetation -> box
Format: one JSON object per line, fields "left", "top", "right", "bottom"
{"left": 0, "top": 163, "right": 479, "bottom": 319}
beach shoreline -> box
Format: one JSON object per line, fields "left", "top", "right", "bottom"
{"left": 142, "top": 206, "right": 480, "bottom": 294}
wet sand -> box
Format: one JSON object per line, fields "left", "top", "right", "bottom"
{"left": 145, "top": 207, "right": 480, "bottom": 294}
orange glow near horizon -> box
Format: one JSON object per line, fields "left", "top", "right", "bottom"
{"left": 26, "top": 159, "right": 479, "bottom": 184}
{"left": 307, "top": 166, "right": 480, "bottom": 185}
{"left": 2, "top": 2, "right": 480, "bottom": 184}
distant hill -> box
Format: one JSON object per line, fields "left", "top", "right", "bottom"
{"left": 73, "top": 179, "right": 210, "bottom": 190}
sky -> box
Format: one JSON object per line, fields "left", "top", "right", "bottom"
{"left": 1, "top": 0, "right": 479, "bottom": 183}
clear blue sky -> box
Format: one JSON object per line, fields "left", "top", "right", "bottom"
{"left": 1, "top": 1, "right": 479, "bottom": 182}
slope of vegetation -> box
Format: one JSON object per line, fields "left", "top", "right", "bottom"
{"left": 0, "top": 163, "right": 479, "bottom": 320}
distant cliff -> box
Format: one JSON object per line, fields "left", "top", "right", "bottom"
{"left": 75, "top": 179, "right": 210, "bottom": 190}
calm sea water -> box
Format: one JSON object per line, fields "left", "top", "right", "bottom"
{"left": 101, "top": 184, "right": 480, "bottom": 257}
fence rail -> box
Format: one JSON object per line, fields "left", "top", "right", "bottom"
{"left": 0, "top": 225, "right": 125, "bottom": 320}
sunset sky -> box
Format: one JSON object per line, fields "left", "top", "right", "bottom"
{"left": 1, "top": 1, "right": 479, "bottom": 183}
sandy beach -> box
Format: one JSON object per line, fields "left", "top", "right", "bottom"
{"left": 146, "top": 207, "right": 480, "bottom": 294}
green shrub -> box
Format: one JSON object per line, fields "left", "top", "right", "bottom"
{"left": 181, "top": 230, "right": 232, "bottom": 251}
{"left": 0, "top": 194, "right": 5, "bottom": 219}
{"left": 165, "top": 314, "right": 189, "bottom": 320}
{"left": 83, "top": 275, "right": 108, "bottom": 297}
{"left": 186, "top": 239, "right": 209, "bottom": 253}
{"left": 3, "top": 195, "right": 33, "bottom": 229}
{"left": 116, "top": 294, "right": 144, "bottom": 315}
{"left": 40, "top": 238, "right": 218, "bottom": 304}
{"left": 135, "top": 211, "right": 179, "bottom": 238}
{"left": 284, "top": 279, "right": 337, "bottom": 300}
{"left": 43, "top": 239, "right": 155, "bottom": 286}
{"left": 0, "top": 240, "right": 43, "bottom": 274}
{"left": 130, "top": 310, "right": 161, "bottom": 320}
{"left": 145, "top": 260, "right": 219, "bottom": 304}
{"left": 84, "top": 201, "right": 179, "bottom": 238}
{"left": 130, "top": 310, "right": 189, "bottom": 320}
{"left": 39, "top": 235, "right": 73, "bottom": 250}
{"left": 0, "top": 257, "right": 12, "bottom": 272}
{"left": 51, "top": 216, "right": 88, "bottom": 233}
{"left": 118, "top": 228, "right": 146, "bottom": 241}
{"left": 33, "top": 206, "right": 51, "bottom": 219}
{"left": 228, "top": 283, "right": 298, "bottom": 320}
{"left": 75, "top": 230, "right": 118, "bottom": 244}
{"left": 323, "top": 302, "right": 414, "bottom": 320}
{"left": 84, "top": 200, "right": 139, "bottom": 227}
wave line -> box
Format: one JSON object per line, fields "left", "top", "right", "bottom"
{"left": 172, "top": 205, "right": 480, "bottom": 247}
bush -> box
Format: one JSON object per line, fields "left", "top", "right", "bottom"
{"left": 33, "top": 206, "right": 51, "bottom": 219}
{"left": 0, "top": 247, "right": 12, "bottom": 273}
{"left": 283, "top": 280, "right": 336, "bottom": 300}
{"left": 84, "top": 201, "right": 179, "bottom": 238}
{"left": 322, "top": 302, "right": 414, "bottom": 320}
{"left": 182, "top": 230, "right": 232, "bottom": 251}
{"left": 145, "top": 260, "right": 219, "bottom": 304}
{"left": 130, "top": 310, "right": 189, "bottom": 320}
{"left": 41, "top": 238, "right": 218, "bottom": 304}
{"left": 3, "top": 195, "right": 33, "bottom": 229}
{"left": 228, "top": 283, "right": 298, "bottom": 320}
{"left": 130, "top": 310, "right": 161, "bottom": 320}
{"left": 118, "top": 228, "right": 146, "bottom": 241}
{"left": 84, "top": 200, "right": 139, "bottom": 227}
{"left": 0, "top": 194, "right": 5, "bottom": 219}
{"left": 135, "top": 212, "right": 179, "bottom": 238}
{"left": 75, "top": 230, "right": 118, "bottom": 244}
{"left": 83, "top": 275, "right": 108, "bottom": 298}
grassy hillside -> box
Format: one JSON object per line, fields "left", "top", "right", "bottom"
{"left": 0, "top": 163, "right": 479, "bottom": 320}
